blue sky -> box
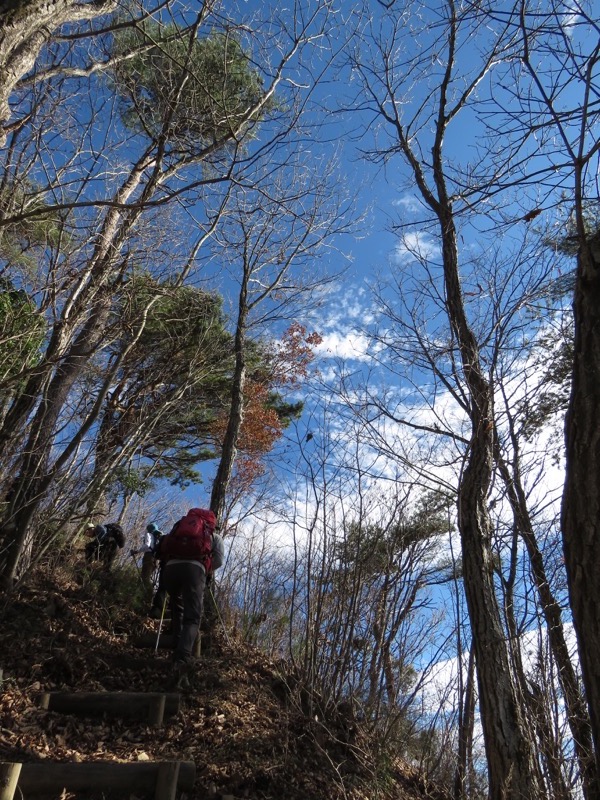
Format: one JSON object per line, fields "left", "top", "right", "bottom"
{"left": 115, "top": 5, "right": 585, "bottom": 737}
{"left": 178, "top": 0, "right": 580, "bottom": 495}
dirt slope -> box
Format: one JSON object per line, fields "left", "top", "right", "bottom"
{"left": 0, "top": 566, "right": 448, "bottom": 800}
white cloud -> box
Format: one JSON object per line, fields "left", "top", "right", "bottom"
{"left": 561, "top": 5, "right": 580, "bottom": 35}
{"left": 314, "top": 329, "right": 372, "bottom": 361}
{"left": 392, "top": 194, "right": 422, "bottom": 214}
{"left": 421, "top": 623, "right": 579, "bottom": 718}
{"left": 392, "top": 231, "right": 441, "bottom": 263}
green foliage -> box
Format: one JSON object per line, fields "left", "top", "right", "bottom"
{"left": 97, "top": 275, "right": 305, "bottom": 491}
{"left": 109, "top": 467, "right": 154, "bottom": 498}
{"left": 544, "top": 204, "right": 600, "bottom": 259}
{"left": 118, "top": 275, "right": 232, "bottom": 387}
{"left": 520, "top": 216, "right": 580, "bottom": 442}
{"left": 93, "top": 276, "right": 233, "bottom": 489}
{"left": 0, "top": 279, "right": 45, "bottom": 389}
{"left": 111, "top": 23, "right": 273, "bottom": 152}
{"left": 0, "top": 183, "right": 65, "bottom": 269}
{"left": 264, "top": 394, "right": 303, "bottom": 427}
{"left": 338, "top": 492, "right": 451, "bottom": 576}
{"left": 522, "top": 328, "right": 573, "bottom": 441}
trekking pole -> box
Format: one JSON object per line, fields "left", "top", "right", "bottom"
{"left": 154, "top": 593, "right": 168, "bottom": 655}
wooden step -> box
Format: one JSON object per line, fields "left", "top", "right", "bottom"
{"left": 133, "top": 632, "right": 176, "bottom": 650}
{"left": 40, "top": 692, "right": 181, "bottom": 726}
{"left": 0, "top": 760, "right": 195, "bottom": 800}
{"left": 133, "top": 632, "right": 201, "bottom": 656}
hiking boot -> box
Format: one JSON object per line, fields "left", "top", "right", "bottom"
{"left": 175, "top": 672, "right": 190, "bottom": 690}
{"left": 171, "top": 660, "right": 192, "bottom": 690}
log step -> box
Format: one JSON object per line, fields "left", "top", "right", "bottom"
{"left": 133, "top": 633, "right": 201, "bottom": 656}
{"left": 0, "top": 760, "right": 195, "bottom": 800}
{"left": 133, "top": 632, "right": 176, "bottom": 650}
{"left": 40, "top": 692, "right": 181, "bottom": 726}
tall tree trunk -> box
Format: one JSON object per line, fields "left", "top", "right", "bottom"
{"left": 0, "top": 147, "right": 154, "bottom": 473}
{"left": 528, "top": 683, "right": 571, "bottom": 800}
{"left": 204, "top": 256, "right": 247, "bottom": 647}
{"left": 561, "top": 231, "right": 600, "bottom": 782}
{"left": 209, "top": 262, "right": 249, "bottom": 525}
{"left": 0, "top": 0, "right": 117, "bottom": 144}
{"left": 454, "top": 644, "right": 476, "bottom": 800}
{"left": 501, "top": 523, "right": 569, "bottom": 799}
{"left": 437, "top": 189, "right": 542, "bottom": 797}
{"left": 349, "top": 0, "right": 544, "bottom": 784}
{"left": 0, "top": 298, "right": 112, "bottom": 585}
{"left": 458, "top": 440, "right": 541, "bottom": 798}
{"left": 496, "top": 448, "right": 597, "bottom": 799}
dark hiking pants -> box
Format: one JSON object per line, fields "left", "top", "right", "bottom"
{"left": 141, "top": 552, "right": 155, "bottom": 588}
{"left": 85, "top": 538, "right": 117, "bottom": 569}
{"left": 150, "top": 563, "right": 167, "bottom": 616}
{"left": 163, "top": 561, "right": 206, "bottom": 662}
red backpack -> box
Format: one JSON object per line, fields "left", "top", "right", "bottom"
{"left": 161, "top": 508, "right": 216, "bottom": 571}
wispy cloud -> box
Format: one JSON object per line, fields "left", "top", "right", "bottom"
{"left": 392, "top": 194, "right": 422, "bottom": 214}
{"left": 314, "top": 329, "right": 372, "bottom": 361}
{"left": 561, "top": 4, "right": 580, "bottom": 35}
{"left": 392, "top": 231, "right": 441, "bottom": 263}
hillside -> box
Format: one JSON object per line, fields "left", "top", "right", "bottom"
{"left": 0, "top": 564, "right": 448, "bottom": 800}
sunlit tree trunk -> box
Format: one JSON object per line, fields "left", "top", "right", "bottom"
{"left": 431, "top": 80, "right": 543, "bottom": 800}
{"left": 349, "top": 1, "right": 555, "bottom": 790}
{"left": 454, "top": 644, "right": 476, "bottom": 800}
{"left": 0, "top": 0, "right": 117, "bottom": 144}
{"left": 209, "top": 266, "right": 249, "bottom": 525}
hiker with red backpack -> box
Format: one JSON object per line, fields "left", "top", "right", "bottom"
{"left": 158, "top": 507, "right": 224, "bottom": 687}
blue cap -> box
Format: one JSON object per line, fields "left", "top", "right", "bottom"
{"left": 147, "top": 522, "right": 158, "bottom": 533}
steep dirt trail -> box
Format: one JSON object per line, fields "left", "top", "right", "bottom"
{"left": 0, "top": 567, "right": 446, "bottom": 800}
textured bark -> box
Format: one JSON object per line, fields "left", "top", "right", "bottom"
{"left": 362, "top": 3, "right": 545, "bottom": 782}
{"left": 209, "top": 262, "right": 249, "bottom": 525}
{"left": 454, "top": 645, "right": 476, "bottom": 800}
{"left": 437, "top": 190, "right": 542, "bottom": 797}
{"left": 0, "top": 145, "right": 154, "bottom": 474}
{"left": 0, "top": 0, "right": 117, "bottom": 143}
{"left": 562, "top": 232, "right": 600, "bottom": 782}
{"left": 0, "top": 297, "right": 113, "bottom": 584}
{"left": 458, "top": 444, "right": 541, "bottom": 798}
{"left": 497, "top": 449, "right": 598, "bottom": 799}
{"left": 0, "top": 143, "right": 160, "bottom": 584}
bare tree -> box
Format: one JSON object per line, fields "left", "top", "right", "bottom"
{"left": 345, "top": 3, "right": 547, "bottom": 794}
{"left": 504, "top": 3, "right": 600, "bottom": 775}
{"left": 0, "top": 0, "right": 118, "bottom": 144}
{"left": 208, "top": 155, "right": 353, "bottom": 525}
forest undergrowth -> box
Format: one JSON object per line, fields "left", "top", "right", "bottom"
{"left": 0, "top": 560, "right": 449, "bottom": 800}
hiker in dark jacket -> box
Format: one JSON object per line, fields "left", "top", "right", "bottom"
{"left": 85, "top": 522, "right": 125, "bottom": 569}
